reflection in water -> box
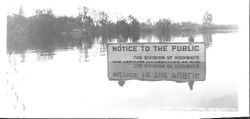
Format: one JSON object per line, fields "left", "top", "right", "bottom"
{"left": 20, "top": 52, "right": 25, "bottom": 63}
{"left": 37, "top": 52, "right": 55, "bottom": 61}
{"left": 8, "top": 29, "right": 242, "bottom": 59}
{"left": 203, "top": 32, "right": 213, "bottom": 48}
{"left": 188, "top": 81, "right": 194, "bottom": 90}
{"left": 108, "top": 62, "right": 206, "bottom": 91}
{"left": 151, "top": 33, "right": 171, "bottom": 42}
{"left": 7, "top": 32, "right": 213, "bottom": 81}
{"left": 188, "top": 35, "right": 194, "bottom": 42}
{"left": 7, "top": 32, "right": 213, "bottom": 58}
{"left": 5, "top": 31, "right": 240, "bottom": 111}
{"left": 118, "top": 81, "right": 126, "bottom": 87}
{"left": 78, "top": 39, "right": 91, "bottom": 62}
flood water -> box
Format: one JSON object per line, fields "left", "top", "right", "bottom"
{"left": 2, "top": 31, "right": 240, "bottom": 116}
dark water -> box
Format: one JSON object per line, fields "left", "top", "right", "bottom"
{"left": 5, "top": 32, "right": 239, "bottom": 113}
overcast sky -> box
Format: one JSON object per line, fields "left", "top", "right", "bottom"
{"left": 6, "top": 0, "right": 248, "bottom": 24}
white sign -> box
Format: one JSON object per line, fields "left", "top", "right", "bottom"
{"left": 107, "top": 42, "right": 205, "bottom": 63}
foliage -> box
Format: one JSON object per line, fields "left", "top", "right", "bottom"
{"left": 202, "top": 11, "right": 213, "bottom": 24}
{"left": 7, "top": 6, "right": 238, "bottom": 53}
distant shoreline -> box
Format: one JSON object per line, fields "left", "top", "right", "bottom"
{"left": 7, "top": 7, "right": 238, "bottom": 54}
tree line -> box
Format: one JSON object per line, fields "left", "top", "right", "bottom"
{"left": 7, "top": 6, "right": 238, "bottom": 53}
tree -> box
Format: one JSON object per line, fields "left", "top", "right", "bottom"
{"left": 7, "top": 6, "right": 28, "bottom": 43}
{"left": 128, "top": 15, "right": 140, "bottom": 33}
{"left": 116, "top": 17, "right": 129, "bottom": 39}
{"left": 18, "top": 6, "right": 24, "bottom": 16}
{"left": 127, "top": 15, "right": 140, "bottom": 41}
{"left": 77, "top": 6, "right": 95, "bottom": 35}
{"left": 98, "top": 11, "right": 109, "bottom": 26}
{"left": 155, "top": 19, "right": 171, "bottom": 35}
{"left": 78, "top": 6, "right": 89, "bottom": 20}
{"left": 202, "top": 11, "right": 213, "bottom": 24}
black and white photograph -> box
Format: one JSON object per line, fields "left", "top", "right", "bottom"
{"left": 0, "top": 0, "right": 249, "bottom": 118}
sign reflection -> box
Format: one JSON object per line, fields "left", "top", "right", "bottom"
{"left": 108, "top": 62, "right": 206, "bottom": 90}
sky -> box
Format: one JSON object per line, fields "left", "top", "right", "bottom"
{"left": 5, "top": 0, "right": 248, "bottom": 24}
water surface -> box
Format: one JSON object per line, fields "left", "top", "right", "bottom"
{"left": 3, "top": 32, "right": 239, "bottom": 114}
